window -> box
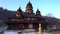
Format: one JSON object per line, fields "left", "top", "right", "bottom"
{"left": 16, "top": 19, "right": 20, "bottom": 21}
{"left": 11, "top": 19, "right": 15, "bottom": 21}
{"left": 26, "top": 10, "right": 29, "bottom": 12}
{"left": 31, "top": 18, "right": 34, "bottom": 20}
{"left": 27, "top": 18, "right": 30, "bottom": 20}
{"left": 11, "top": 19, "right": 20, "bottom": 21}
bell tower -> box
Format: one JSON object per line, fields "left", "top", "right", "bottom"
{"left": 25, "top": 1, "right": 33, "bottom": 14}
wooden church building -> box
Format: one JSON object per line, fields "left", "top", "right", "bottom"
{"left": 6, "top": 1, "right": 46, "bottom": 32}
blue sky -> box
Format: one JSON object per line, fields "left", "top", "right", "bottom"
{"left": 0, "top": 0, "right": 60, "bottom": 19}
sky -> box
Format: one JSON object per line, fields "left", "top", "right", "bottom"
{"left": 0, "top": 0, "right": 60, "bottom": 19}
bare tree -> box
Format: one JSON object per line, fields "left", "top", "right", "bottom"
{"left": 46, "top": 13, "right": 54, "bottom": 17}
